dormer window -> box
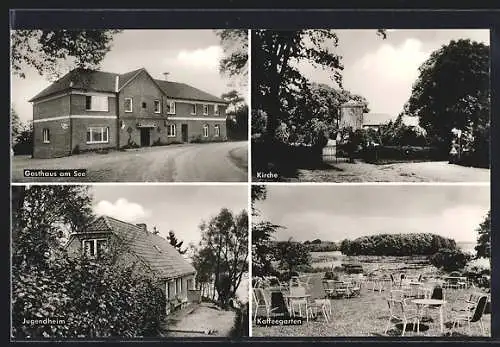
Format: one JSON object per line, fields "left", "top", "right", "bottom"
{"left": 83, "top": 239, "right": 108, "bottom": 258}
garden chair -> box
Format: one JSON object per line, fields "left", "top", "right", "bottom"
{"left": 322, "top": 280, "right": 335, "bottom": 298}
{"left": 384, "top": 296, "right": 420, "bottom": 336}
{"left": 450, "top": 294, "right": 488, "bottom": 335}
{"left": 288, "top": 286, "right": 311, "bottom": 321}
{"left": 350, "top": 281, "right": 361, "bottom": 297}
{"left": 252, "top": 287, "right": 279, "bottom": 322}
{"left": 333, "top": 281, "right": 351, "bottom": 298}
{"left": 308, "top": 299, "right": 332, "bottom": 322}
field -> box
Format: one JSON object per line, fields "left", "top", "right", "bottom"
{"left": 253, "top": 252, "right": 491, "bottom": 337}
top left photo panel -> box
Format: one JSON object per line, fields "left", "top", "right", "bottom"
{"left": 11, "top": 29, "right": 249, "bottom": 183}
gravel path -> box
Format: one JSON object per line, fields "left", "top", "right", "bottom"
{"left": 12, "top": 141, "right": 248, "bottom": 183}
{"left": 294, "top": 161, "right": 489, "bottom": 182}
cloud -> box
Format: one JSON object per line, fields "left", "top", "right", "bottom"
{"left": 164, "top": 45, "right": 223, "bottom": 71}
{"left": 344, "top": 38, "right": 430, "bottom": 114}
{"left": 94, "top": 198, "right": 151, "bottom": 222}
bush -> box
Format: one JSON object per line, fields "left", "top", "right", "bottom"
{"left": 361, "top": 145, "right": 442, "bottom": 164}
{"left": 12, "top": 254, "right": 166, "bottom": 339}
{"left": 429, "top": 248, "right": 471, "bottom": 272}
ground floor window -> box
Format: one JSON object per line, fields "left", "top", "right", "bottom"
{"left": 86, "top": 127, "right": 109, "bottom": 144}
{"left": 203, "top": 124, "right": 209, "bottom": 137}
{"left": 42, "top": 128, "right": 50, "bottom": 143}
{"left": 176, "top": 278, "right": 183, "bottom": 295}
{"left": 214, "top": 124, "right": 220, "bottom": 137}
{"left": 167, "top": 124, "right": 176, "bottom": 137}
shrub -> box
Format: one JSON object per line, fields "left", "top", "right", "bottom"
{"left": 429, "top": 248, "right": 471, "bottom": 272}
{"left": 12, "top": 254, "right": 166, "bottom": 339}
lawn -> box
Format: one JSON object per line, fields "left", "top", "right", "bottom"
{"left": 253, "top": 254, "right": 491, "bottom": 337}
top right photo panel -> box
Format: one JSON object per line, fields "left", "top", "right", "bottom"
{"left": 251, "top": 29, "right": 490, "bottom": 183}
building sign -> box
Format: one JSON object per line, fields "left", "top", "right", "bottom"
{"left": 61, "top": 122, "right": 69, "bottom": 130}
{"left": 136, "top": 122, "right": 156, "bottom": 128}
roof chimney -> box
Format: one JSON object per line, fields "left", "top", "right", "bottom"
{"left": 162, "top": 72, "right": 170, "bottom": 81}
{"left": 115, "top": 75, "right": 119, "bottom": 92}
{"left": 136, "top": 223, "right": 148, "bottom": 232}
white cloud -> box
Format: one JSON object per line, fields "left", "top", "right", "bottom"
{"left": 358, "top": 38, "right": 429, "bottom": 81}
{"left": 344, "top": 38, "right": 430, "bottom": 114}
{"left": 164, "top": 45, "right": 223, "bottom": 71}
{"left": 94, "top": 198, "right": 151, "bottom": 222}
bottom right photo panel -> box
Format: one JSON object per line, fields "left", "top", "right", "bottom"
{"left": 251, "top": 184, "right": 491, "bottom": 337}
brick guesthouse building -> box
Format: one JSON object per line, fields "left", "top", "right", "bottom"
{"left": 66, "top": 215, "right": 198, "bottom": 315}
{"left": 29, "top": 68, "right": 229, "bottom": 158}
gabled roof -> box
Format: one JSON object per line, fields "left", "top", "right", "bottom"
{"left": 362, "top": 113, "right": 394, "bottom": 126}
{"left": 29, "top": 67, "right": 227, "bottom": 104}
{"left": 155, "top": 79, "right": 226, "bottom": 103}
{"left": 84, "top": 215, "right": 196, "bottom": 279}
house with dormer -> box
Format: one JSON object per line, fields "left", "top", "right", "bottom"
{"left": 29, "top": 68, "right": 229, "bottom": 158}
{"left": 65, "top": 215, "right": 198, "bottom": 315}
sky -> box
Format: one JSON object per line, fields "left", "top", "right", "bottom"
{"left": 90, "top": 185, "right": 248, "bottom": 248}
{"left": 11, "top": 30, "right": 247, "bottom": 124}
{"left": 255, "top": 185, "right": 490, "bottom": 243}
{"left": 297, "top": 29, "right": 490, "bottom": 117}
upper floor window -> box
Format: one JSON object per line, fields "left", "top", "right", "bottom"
{"left": 85, "top": 95, "right": 109, "bottom": 112}
{"left": 124, "top": 98, "right": 133, "bottom": 112}
{"left": 214, "top": 104, "right": 219, "bottom": 115}
{"left": 203, "top": 104, "right": 209, "bottom": 115}
{"left": 83, "top": 239, "right": 108, "bottom": 258}
{"left": 141, "top": 102, "right": 147, "bottom": 109}
{"left": 203, "top": 124, "right": 209, "bottom": 137}
{"left": 167, "top": 101, "right": 176, "bottom": 114}
{"left": 154, "top": 100, "right": 161, "bottom": 113}
{"left": 42, "top": 128, "right": 50, "bottom": 143}
{"left": 86, "top": 127, "right": 109, "bottom": 144}
{"left": 190, "top": 104, "right": 196, "bottom": 115}
{"left": 214, "top": 125, "right": 220, "bottom": 137}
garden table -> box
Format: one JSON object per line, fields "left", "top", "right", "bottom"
{"left": 412, "top": 298, "right": 447, "bottom": 334}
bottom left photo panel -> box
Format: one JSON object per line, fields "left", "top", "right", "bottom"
{"left": 11, "top": 184, "right": 250, "bottom": 340}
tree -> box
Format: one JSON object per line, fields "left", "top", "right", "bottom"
{"left": 193, "top": 208, "right": 248, "bottom": 308}
{"left": 11, "top": 30, "right": 121, "bottom": 80}
{"left": 11, "top": 106, "right": 22, "bottom": 145}
{"left": 251, "top": 185, "right": 283, "bottom": 277}
{"left": 222, "top": 90, "right": 248, "bottom": 140}
{"left": 166, "top": 230, "right": 187, "bottom": 254}
{"left": 275, "top": 239, "right": 312, "bottom": 274}
{"left": 475, "top": 210, "right": 491, "bottom": 258}
{"left": 12, "top": 121, "right": 33, "bottom": 156}
{"left": 405, "top": 39, "right": 490, "bottom": 158}
{"left": 215, "top": 30, "right": 248, "bottom": 82}
{"left": 252, "top": 30, "right": 386, "bottom": 141}
{"left": 287, "top": 83, "right": 370, "bottom": 146}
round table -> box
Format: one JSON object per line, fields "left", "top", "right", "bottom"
{"left": 412, "top": 298, "right": 447, "bottom": 334}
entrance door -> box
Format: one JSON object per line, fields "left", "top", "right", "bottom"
{"left": 140, "top": 128, "right": 150, "bottom": 146}
{"left": 181, "top": 124, "right": 188, "bottom": 142}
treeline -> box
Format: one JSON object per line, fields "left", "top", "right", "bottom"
{"left": 339, "top": 233, "right": 457, "bottom": 256}
{"left": 304, "top": 239, "right": 338, "bottom": 252}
